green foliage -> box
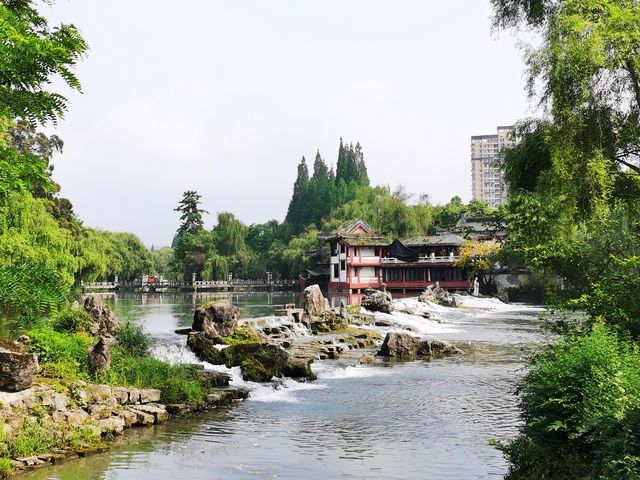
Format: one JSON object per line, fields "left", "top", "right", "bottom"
{"left": 50, "top": 304, "right": 92, "bottom": 334}
{"left": 171, "top": 228, "right": 217, "bottom": 281}
{"left": 150, "top": 246, "right": 173, "bottom": 276}
{"left": 503, "top": 120, "right": 552, "bottom": 193}
{"left": 219, "top": 325, "right": 262, "bottom": 346}
{"left": 174, "top": 190, "right": 206, "bottom": 239}
{"left": 499, "top": 325, "right": 640, "bottom": 479}
{"left": 285, "top": 139, "right": 370, "bottom": 235}
{"left": 0, "top": 457, "right": 10, "bottom": 478}
{"left": 7, "top": 417, "right": 99, "bottom": 459}
{"left": 285, "top": 156, "right": 310, "bottom": 234}
{"left": 106, "top": 351, "right": 204, "bottom": 404}
{"left": 27, "top": 327, "right": 93, "bottom": 379}
{"left": 0, "top": 264, "right": 68, "bottom": 326}
{"left": 571, "top": 256, "right": 640, "bottom": 339}
{"left": 116, "top": 320, "right": 152, "bottom": 357}
{"left": 0, "top": 0, "right": 88, "bottom": 128}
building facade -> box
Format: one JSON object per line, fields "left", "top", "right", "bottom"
{"left": 326, "top": 220, "right": 472, "bottom": 293}
{"left": 471, "top": 125, "right": 515, "bottom": 209}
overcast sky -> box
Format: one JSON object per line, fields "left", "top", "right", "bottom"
{"left": 45, "top": 0, "right": 537, "bottom": 247}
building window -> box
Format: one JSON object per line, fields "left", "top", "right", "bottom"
{"left": 333, "top": 264, "right": 339, "bottom": 278}
{"left": 340, "top": 243, "right": 346, "bottom": 254}
{"left": 331, "top": 243, "right": 337, "bottom": 256}
{"left": 340, "top": 260, "right": 346, "bottom": 271}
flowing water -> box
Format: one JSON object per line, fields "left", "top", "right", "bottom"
{"left": 19, "top": 292, "right": 547, "bottom": 480}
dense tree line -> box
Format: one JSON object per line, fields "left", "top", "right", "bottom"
{"left": 490, "top": 1, "right": 640, "bottom": 478}
{"left": 0, "top": 0, "right": 156, "bottom": 324}
{"left": 285, "top": 139, "right": 370, "bottom": 234}
{"left": 168, "top": 174, "right": 492, "bottom": 282}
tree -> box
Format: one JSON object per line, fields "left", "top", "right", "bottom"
{"left": 455, "top": 240, "right": 501, "bottom": 290}
{"left": 174, "top": 191, "right": 207, "bottom": 239}
{"left": 0, "top": 0, "right": 88, "bottom": 130}
{"left": 284, "top": 157, "right": 310, "bottom": 234}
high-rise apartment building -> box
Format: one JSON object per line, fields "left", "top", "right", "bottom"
{"left": 471, "top": 125, "right": 515, "bottom": 209}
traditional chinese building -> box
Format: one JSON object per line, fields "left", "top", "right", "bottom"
{"left": 326, "top": 220, "right": 472, "bottom": 293}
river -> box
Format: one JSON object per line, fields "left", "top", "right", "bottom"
{"left": 18, "top": 291, "right": 546, "bottom": 480}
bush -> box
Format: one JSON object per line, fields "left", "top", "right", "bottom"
{"left": 116, "top": 320, "right": 151, "bottom": 357}
{"left": 497, "top": 324, "right": 640, "bottom": 479}
{"left": 27, "top": 327, "right": 94, "bottom": 379}
{"left": 50, "top": 305, "right": 93, "bottom": 334}
{"left": 105, "top": 350, "right": 204, "bottom": 404}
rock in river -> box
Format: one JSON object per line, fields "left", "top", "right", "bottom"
{"left": 187, "top": 332, "right": 315, "bottom": 382}
{"left": 361, "top": 287, "right": 394, "bottom": 314}
{"left": 192, "top": 300, "right": 239, "bottom": 339}
{"left": 378, "top": 332, "right": 463, "bottom": 358}
{"left": 303, "top": 285, "right": 330, "bottom": 317}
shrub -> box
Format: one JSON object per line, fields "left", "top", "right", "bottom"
{"left": 27, "top": 327, "right": 94, "bottom": 379}
{"left": 116, "top": 320, "right": 151, "bottom": 357}
{"left": 497, "top": 324, "right": 640, "bottom": 479}
{"left": 50, "top": 305, "right": 93, "bottom": 334}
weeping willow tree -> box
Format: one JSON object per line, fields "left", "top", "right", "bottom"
{"left": 493, "top": 1, "right": 640, "bottom": 478}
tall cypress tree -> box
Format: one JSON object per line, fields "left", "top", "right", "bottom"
{"left": 309, "top": 150, "right": 335, "bottom": 227}
{"left": 285, "top": 156, "right": 310, "bottom": 234}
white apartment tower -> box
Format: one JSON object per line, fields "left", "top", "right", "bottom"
{"left": 471, "top": 125, "right": 515, "bottom": 209}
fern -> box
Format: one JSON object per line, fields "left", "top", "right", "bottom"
{"left": 0, "top": 264, "right": 69, "bottom": 329}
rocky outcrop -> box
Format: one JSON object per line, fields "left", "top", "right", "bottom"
{"left": 187, "top": 332, "right": 315, "bottom": 382}
{"left": 0, "top": 339, "right": 38, "bottom": 392}
{"left": 361, "top": 287, "right": 394, "bottom": 314}
{"left": 309, "top": 309, "right": 348, "bottom": 334}
{"left": 81, "top": 294, "right": 120, "bottom": 337}
{"left": 418, "top": 285, "right": 456, "bottom": 307}
{"left": 88, "top": 337, "right": 110, "bottom": 376}
{"left": 303, "top": 285, "right": 330, "bottom": 317}
{"left": 378, "top": 331, "right": 463, "bottom": 358}
{"left": 192, "top": 300, "right": 240, "bottom": 339}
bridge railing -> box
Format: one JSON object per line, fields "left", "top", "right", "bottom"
{"left": 82, "top": 278, "right": 298, "bottom": 290}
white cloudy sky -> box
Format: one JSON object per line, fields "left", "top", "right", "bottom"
{"left": 44, "top": 0, "right": 538, "bottom": 247}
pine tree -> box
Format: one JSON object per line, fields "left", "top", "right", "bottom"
{"left": 174, "top": 190, "right": 207, "bottom": 238}
{"left": 284, "top": 157, "right": 310, "bottom": 233}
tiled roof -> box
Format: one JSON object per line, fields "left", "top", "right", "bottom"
{"left": 402, "top": 233, "right": 466, "bottom": 247}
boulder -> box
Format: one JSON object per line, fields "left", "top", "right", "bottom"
{"left": 0, "top": 340, "right": 38, "bottom": 392}
{"left": 88, "top": 337, "right": 110, "bottom": 376}
{"left": 186, "top": 333, "right": 315, "bottom": 382}
{"left": 186, "top": 332, "right": 226, "bottom": 364}
{"left": 418, "top": 285, "right": 456, "bottom": 307}
{"left": 303, "top": 285, "right": 329, "bottom": 317}
{"left": 309, "top": 309, "right": 348, "bottom": 334}
{"left": 430, "top": 339, "right": 464, "bottom": 355}
{"left": 192, "top": 300, "right": 239, "bottom": 339}
{"left": 378, "top": 332, "right": 421, "bottom": 357}
{"left": 282, "top": 356, "right": 315, "bottom": 380}
{"left": 361, "top": 288, "right": 394, "bottom": 314}
{"left": 378, "top": 332, "right": 463, "bottom": 358}
{"left": 81, "top": 294, "right": 120, "bottom": 337}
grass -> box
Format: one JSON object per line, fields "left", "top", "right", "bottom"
{"left": 104, "top": 350, "right": 205, "bottom": 404}
{"left": 27, "top": 327, "right": 94, "bottom": 380}
{"left": 219, "top": 325, "right": 262, "bottom": 345}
